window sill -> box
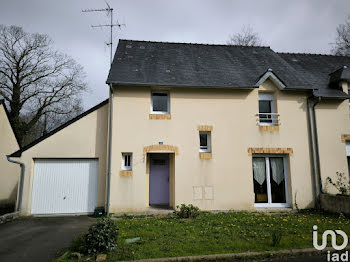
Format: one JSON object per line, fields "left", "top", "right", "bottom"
{"left": 199, "top": 152, "right": 212, "bottom": 159}
{"left": 259, "top": 125, "right": 279, "bottom": 132}
{"left": 120, "top": 170, "right": 133, "bottom": 177}
{"left": 149, "top": 114, "right": 171, "bottom": 120}
{"left": 254, "top": 203, "right": 290, "bottom": 208}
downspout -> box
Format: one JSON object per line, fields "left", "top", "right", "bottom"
{"left": 106, "top": 84, "right": 114, "bottom": 216}
{"left": 312, "top": 97, "right": 323, "bottom": 196}
{"left": 307, "top": 97, "right": 319, "bottom": 209}
{"left": 6, "top": 156, "right": 25, "bottom": 213}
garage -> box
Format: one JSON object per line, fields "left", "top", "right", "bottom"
{"left": 31, "top": 159, "right": 99, "bottom": 215}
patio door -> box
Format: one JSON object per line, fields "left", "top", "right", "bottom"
{"left": 252, "top": 156, "right": 289, "bottom": 208}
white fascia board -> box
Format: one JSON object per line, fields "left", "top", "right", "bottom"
{"left": 255, "top": 71, "right": 287, "bottom": 90}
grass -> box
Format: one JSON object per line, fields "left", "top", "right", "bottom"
{"left": 55, "top": 210, "right": 350, "bottom": 261}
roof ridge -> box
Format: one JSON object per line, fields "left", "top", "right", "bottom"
{"left": 277, "top": 51, "right": 350, "bottom": 58}
{"left": 118, "top": 39, "right": 271, "bottom": 49}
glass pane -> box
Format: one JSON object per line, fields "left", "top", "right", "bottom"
{"left": 348, "top": 157, "right": 350, "bottom": 179}
{"left": 253, "top": 157, "right": 268, "bottom": 203}
{"left": 259, "top": 101, "right": 272, "bottom": 123}
{"left": 270, "top": 157, "right": 286, "bottom": 203}
{"left": 200, "top": 133, "right": 207, "bottom": 147}
{"left": 259, "top": 101, "right": 271, "bottom": 113}
{"left": 124, "top": 155, "right": 129, "bottom": 167}
{"left": 152, "top": 93, "right": 168, "bottom": 112}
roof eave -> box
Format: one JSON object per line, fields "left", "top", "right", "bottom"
{"left": 108, "top": 81, "right": 257, "bottom": 89}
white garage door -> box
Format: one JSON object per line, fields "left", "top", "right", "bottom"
{"left": 31, "top": 159, "right": 99, "bottom": 215}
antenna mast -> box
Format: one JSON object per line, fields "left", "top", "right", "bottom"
{"left": 82, "top": 2, "right": 125, "bottom": 217}
{"left": 82, "top": 1, "right": 125, "bottom": 65}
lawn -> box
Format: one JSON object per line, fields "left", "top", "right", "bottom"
{"left": 56, "top": 210, "right": 350, "bottom": 261}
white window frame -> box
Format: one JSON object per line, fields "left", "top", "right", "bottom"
{"left": 346, "top": 141, "right": 350, "bottom": 157}
{"left": 346, "top": 142, "right": 350, "bottom": 178}
{"left": 253, "top": 155, "right": 289, "bottom": 208}
{"left": 258, "top": 93, "right": 275, "bottom": 126}
{"left": 151, "top": 90, "right": 170, "bottom": 114}
{"left": 122, "top": 153, "right": 132, "bottom": 171}
{"left": 199, "top": 131, "right": 211, "bottom": 153}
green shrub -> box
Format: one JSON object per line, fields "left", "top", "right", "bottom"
{"left": 84, "top": 217, "right": 119, "bottom": 254}
{"left": 174, "top": 204, "right": 200, "bottom": 218}
{"left": 270, "top": 229, "right": 283, "bottom": 247}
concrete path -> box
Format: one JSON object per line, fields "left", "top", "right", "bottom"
{"left": 0, "top": 216, "right": 95, "bottom": 262}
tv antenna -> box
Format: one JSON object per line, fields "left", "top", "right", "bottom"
{"left": 82, "top": 1, "right": 125, "bottom": 65}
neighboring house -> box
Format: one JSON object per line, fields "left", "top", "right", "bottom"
{"left": 0, "top": 100, "right": 20, "bottom": 210}
{"left": 7, "top": 40, "right": 350, "bottom": 216}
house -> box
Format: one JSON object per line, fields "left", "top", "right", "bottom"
{"left": 7, "top": 40, "right": 350, "bottom": 215}
{"left": 0, "top": 100, "right": 20, "bottom": 211}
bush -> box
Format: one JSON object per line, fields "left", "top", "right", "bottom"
{"left": 174, "top": 204, "right": 200, "bottom": 218}
{"left": 83, "top": 217, "right": 119, "bottom": 254}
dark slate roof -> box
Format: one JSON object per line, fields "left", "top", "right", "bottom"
{"left": 329, "top": 66, "right": 350, "bottom": 84}
{"left": 107, "top": 39, "right": 350, "bottom": 99}
{"left": 278, "top": 53, "right": 350, "bottom": 99}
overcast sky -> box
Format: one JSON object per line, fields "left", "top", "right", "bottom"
{"left": 1, "top": 0, "right": 350, "bottom": 109}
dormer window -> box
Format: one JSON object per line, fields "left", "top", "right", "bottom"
{"left": 258, "top": 93, "right": 277, "bottom": 126}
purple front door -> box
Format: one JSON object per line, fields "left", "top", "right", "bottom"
{"left": 149, "top": 154, "right": 170, "bottom": 205}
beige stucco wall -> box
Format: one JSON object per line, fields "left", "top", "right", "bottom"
{"left": 316, "top": 83, "right": 350, "bottom": 194}
{"left": 13, "top": 79, "right": 350, "bottom": 215}
{"left": 16, "top": 103, "right": 109, "bottom": 215}
{"left": 110, "top": 79, "right": 315, "bottom": 212}
{"left": 0, "top": 104, "right": 20, "bottom": 207}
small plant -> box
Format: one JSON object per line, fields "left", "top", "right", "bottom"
{"left": 270, "top": 229, "right": 283, "bottom": 247}
{"left": 69, "top": 233, "right": 85, "bottom": 253}
{"left": 83, "top": 217, "right": 119, "bottom": 254}
{"left": 326, "top": 172, "right": 350, "bottom": 195}
{"left": 174, "top": 204, "right": 200, "bottom": 218}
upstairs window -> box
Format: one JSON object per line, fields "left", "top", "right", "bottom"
{"left": 122, "top": 153, "right": 132, "bottom": 171}
{"left": 199, "top": 131, "right": 211, "bottom": 153}
{"left": 151, "top": 91, "right": 169, "bottom": 114}
{"left": 258, "top": 93, "right": 275, "bottom": 125}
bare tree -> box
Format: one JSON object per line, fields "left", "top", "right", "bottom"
{"left": 0, "top": 25, "right": 87, "bottom": 145}
{"left": 227, "top": 25, "right": 262, "bottom": 46}
{"left": 331, "top": 16, "right": 350, "bottom": 56}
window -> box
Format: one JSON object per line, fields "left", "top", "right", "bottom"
{"left": 151, "top": 91, "right": 169, "bottom": 114}
{"left": 199, "top": 131, "right": 211, "bottom": 153}
{"left": 258, "top": 93, "right": 275, "bottom": 125}
{"left": 252, "top": 156, "right": 289, "bottom": 208}
{"left": 122, "top": 153, "right": 132, "bottom": 171}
